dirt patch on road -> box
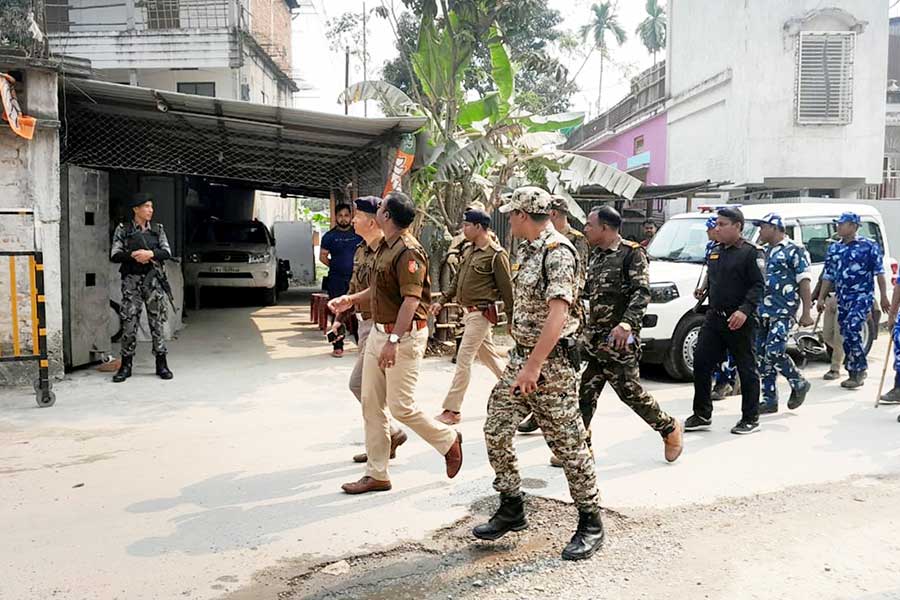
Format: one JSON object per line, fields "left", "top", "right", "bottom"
{"left": 223, "top": 474, "right": 900, "bottom": 600}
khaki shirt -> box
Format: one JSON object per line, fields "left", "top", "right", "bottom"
{"left": 348, "top": 237, "right": 381, "bottom": 320}
{"left": 371, "top": 230, "right": 431, "bottom": 324}
{"left": 510, "top": 224, "right": 581, "bottom": 347}
{"left": 445, "top": 238, "right": 514, "bottom": 311}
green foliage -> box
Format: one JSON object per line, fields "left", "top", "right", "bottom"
{"left": 636, "top": 0, "right": 667, "bottom": 63}
{"left": 579, "top": 1, "right": 627, "bottom": 111}
{"left": 0, "top": 0, "right": 37, "bottom": 52}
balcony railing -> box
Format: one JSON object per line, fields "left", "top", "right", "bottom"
{"left": 46, "top": 0, "right": 231, "bottom": 33}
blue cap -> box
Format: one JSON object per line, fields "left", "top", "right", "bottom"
{"left": 753, "top": 212, "right": 784, "bottom": 231}
{"left": 354, "top": 195, "right": 381, "bottom": 214}
{"left": 464, "top": 209, "right": 491, "bottom": 228}
{"left": 833, "top": 212, "right": 861, "bottom": 226}
{"left": 705, "top": 216, "right": 718, "bottom": 230}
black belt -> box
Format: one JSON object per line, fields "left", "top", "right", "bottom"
{"left": 710, "top": 308, "right": 739, "bottom": 318}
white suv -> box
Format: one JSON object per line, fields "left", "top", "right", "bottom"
{"left": 184, "top": 219, "right": 279, "bottom": 307}
{"left": 642, "top": 203, "right": 898, "bottom": 380}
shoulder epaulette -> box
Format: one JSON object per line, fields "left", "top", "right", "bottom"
{"left": 546, "top": 241, "right": 560, "bottom": 250}
{"left": 569, "top": 229, "right": 584, "bottom": 238}
{"left": 622, "top": 239, "right": 640, "bottom": 249}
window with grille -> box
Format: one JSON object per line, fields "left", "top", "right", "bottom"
{"left": 146, "top": 0, "right": 181, "bottom": 30}
{"left": 796, "top": 32, "right": 855, "bottom": 125}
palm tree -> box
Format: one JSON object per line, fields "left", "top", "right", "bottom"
{"left": 636, "top": 0, "right": 667, "bottom": 65}
{"left": 580, "top": 2, "right": 627, "bottom": 113}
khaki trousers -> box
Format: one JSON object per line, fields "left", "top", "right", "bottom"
{"left": 362, "top": 325, "right": 457, "bottom": 481}
{"left": 350, "top": 318, "right": 400, "bottom": 436}
{"left": 443, "top": 311, "right": 506, "bottom": 412}
{"left": 822, "top": 295, "right": 844, "bottom": 371}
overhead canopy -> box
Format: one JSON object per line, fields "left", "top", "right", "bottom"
{"left": 60, "top": 79, "right": 427, "bottom": 198}
{"left": 573, "top": 180, "right": 725, "bottom": 201}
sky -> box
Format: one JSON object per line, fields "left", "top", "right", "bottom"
{"left": 293, "top": 1, "right": 900, "bottom": 118}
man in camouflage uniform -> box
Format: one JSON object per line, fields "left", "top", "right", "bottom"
{"left": 817, "top": 212, "right": 892, "bottom": 389}
{"left": 473, "top": 187, "right": 604, "bottom": 562}
{"left": 109, "top": 192, "right": 173, "bottom": 383}
{"left": 517, "top": 194, "right": 589, "bottom": 436}
{"left": 577, "top": 205, "right": 683, "bottom": 463}
{"left": 753, "top": 213, "right": 814, "bottom": 414}
{"left": 881, "top": 282, "right": 900, "bottom": 408}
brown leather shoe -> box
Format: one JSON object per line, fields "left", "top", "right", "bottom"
{"left": 352, "top": 430, "right": 408, "bottom": 463}
{"left": 389, "top": 430, "right": 408, "bottom": 458}
{"left": 664, "top": 420, "right": 684, "bottom": 463}
{"left": 444, "top": 432, "right": 463, "bottom": 478}
{"left": 341, "top": 476, "right": 392, "bottom": 494}
{"left": 436, "top": 410, "right": 461, "bottom": 425}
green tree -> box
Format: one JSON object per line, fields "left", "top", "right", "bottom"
{"left": 580, "top": 1, "right": 627, "bottom": 113}
{"left": 636, "top": 0, "right": 666, "bottom": 64}
{"left": 380, "top": 0, "right": 575, "bottom": 114}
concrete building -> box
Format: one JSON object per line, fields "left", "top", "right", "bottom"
{"left": 46, "top": 0, "right": 298, "bottom": 107}
{"left": 666, "top": 1, "right": 888, "bottom": 200}
{"left": 563, "top": 62, "right": 668, "bottom": 233}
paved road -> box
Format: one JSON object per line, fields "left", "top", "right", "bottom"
{"left": 1, "top": 291, "right": 898, "bottom": 599}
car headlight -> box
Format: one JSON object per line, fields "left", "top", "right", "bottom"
{"left": 248, "top": 252, "right": 271, "bottom": 264}
{"left": 187, "top": 253, "right": 201, "bottom": 263}
{"left": 649, "top": 282, "right": 679, "bottom": 303}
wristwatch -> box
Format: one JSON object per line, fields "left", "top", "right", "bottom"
{"left": 388, "top": 333, "right": 401, "bottom": 344}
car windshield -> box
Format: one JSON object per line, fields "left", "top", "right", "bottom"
{"left": 647, "top": 217, "right": 759, "bottom": 263}
{"left": 192, "top": 221, "right": 269, "bottom": 244}
{"left": 647, "top": 218, "right": 709, "bottom": 263}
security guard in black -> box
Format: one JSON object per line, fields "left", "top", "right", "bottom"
{"left": 689, "top": 206, "right": 764, "bottom": 433}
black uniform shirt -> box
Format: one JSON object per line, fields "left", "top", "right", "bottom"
{"left": 706, "top": 238, "right": 764, "bottom": 316}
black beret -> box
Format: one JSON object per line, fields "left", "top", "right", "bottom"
{"left": 716, "top": 206, "right": 745, "bottom": 225}
{"left": 354, "top": 196, "right": 381, "bottom": 214}
{"left": 593, "top": 205, "right": 622, "bottom": 228}
{"left": 129, "top": 192, "right": 153, "bottom": 208}
{"left": 463, "top": 209, "right": 491, "bottom": 228}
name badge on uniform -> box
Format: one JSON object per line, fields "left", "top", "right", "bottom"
{"left": 709, "top": 253, "right": 720, "bottom": 260}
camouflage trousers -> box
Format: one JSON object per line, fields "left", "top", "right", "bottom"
{"left": 755, "top": 317, "right": 804, "bottom": 405}
{"left": 838, "top": 295, "right": 872, "bottom": 373}
{"left": 713, "top": 353, "right": 736, "bottom": 386}
{"left": 580, "top": 345, "right": 677, "bottom": 439}
{"left": 484, "top": 347, "right": 601, "bottom": 515}
{"left": 120, "top": 273, "right": 168, "bottom": 358}
{"left": 893, "top": 313, "right": 900, "bottom": 387}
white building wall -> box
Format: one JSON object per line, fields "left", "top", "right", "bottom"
{"left": 667, "top": 0, "right": 888, "bottom": 191}
{"left": 100, "top": 68, "right": 238, "bottom": 99}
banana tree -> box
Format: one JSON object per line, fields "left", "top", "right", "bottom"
{"left": 338, "top": 8, "right": 640, "bottom": 232}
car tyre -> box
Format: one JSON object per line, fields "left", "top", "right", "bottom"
{"left": 262, "top": 286, "right": 277, "bottom": 306}
{"left": 665, "top": 313, "right": 705, "bottom": 381}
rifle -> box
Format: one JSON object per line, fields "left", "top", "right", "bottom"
{"left": 136, "top": 226, "right": 177, "bottom": 312}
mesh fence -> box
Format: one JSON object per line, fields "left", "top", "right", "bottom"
{"left": 61, "top": 101, "right": 391, "bottom": 200}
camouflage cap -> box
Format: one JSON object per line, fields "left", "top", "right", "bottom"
{"left": 465, "top": 200, "right": 487, "bottom": 212}
{"left": 499, "top": 186, "right": 553, "bottom": 215}
{"left": 550, "top": 195, "right": 570, "bottom": 213}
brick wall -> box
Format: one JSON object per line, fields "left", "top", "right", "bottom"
{"left": 249, "top": 0, "right": 292, "bottom": 75}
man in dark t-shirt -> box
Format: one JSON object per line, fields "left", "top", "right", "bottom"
{"left": 320, "top": 203, "right": 363, "bottom": 356}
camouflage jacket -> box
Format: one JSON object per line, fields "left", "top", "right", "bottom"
{"left": 583, "top": 237, "right": 649, "bottom": 345}
{"left": 510, "top": 224, "right": 581, "bottom": 347}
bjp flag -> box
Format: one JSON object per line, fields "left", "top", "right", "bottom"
{"left": 1, "top": 73, "right": 37, "bottom": 141}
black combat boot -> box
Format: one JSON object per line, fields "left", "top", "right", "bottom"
{"left": 112, "top": 356, "right": 132, "bottom": 383}
{"left": 561, "top": 510, "right": 605, "bottom": 561}
{"left": 840, "top": 371, "right": 864, "bottom": 389}
{"left": 155, "top": 354, "right": 174, "bottom": 380}
{"left": 472, "top": 493, "right": 528, "bottom": 541}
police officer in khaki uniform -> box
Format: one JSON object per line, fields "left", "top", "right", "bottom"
{"left": 474, "top": 187, "right": 604, "bottom": 562}
{"left": 329, "top": 191, "right": 463, "bottom": 495}
{"left": 342, "top": 196, "right": 407, "bottom": 464}
{"left": 430, "top": 209, "right": 513, "bottom": 425}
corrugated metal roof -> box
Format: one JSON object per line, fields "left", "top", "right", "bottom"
{"left": 60, "top": 79, "right": 426, "bottom": 197}
{"left": 64, "top": 79, "right": 426, "bottom": 142}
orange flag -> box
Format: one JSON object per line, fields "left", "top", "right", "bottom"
{"left": 1, "top": 73, "right": 37, "bottom": 140}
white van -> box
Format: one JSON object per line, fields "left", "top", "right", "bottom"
{"left": 642, "top": 203, "right": 898, "bottom": 380}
